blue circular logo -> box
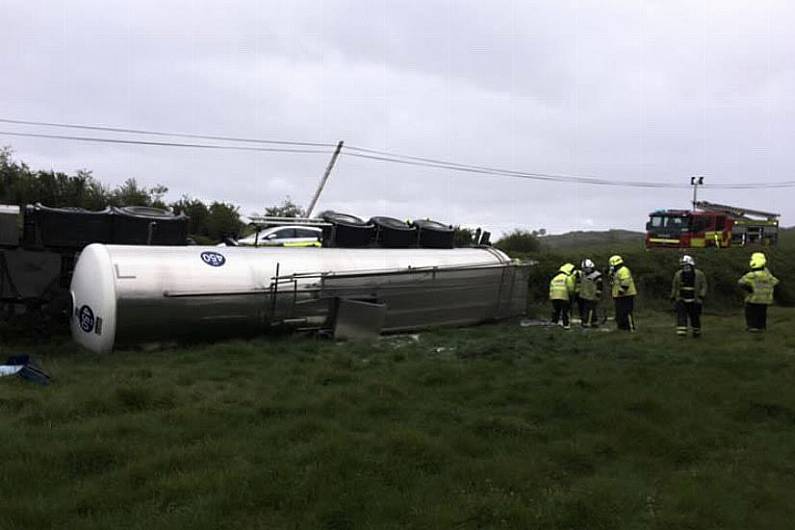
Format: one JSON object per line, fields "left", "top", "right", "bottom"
{"left": 200, "top": 251, "right": 226, "bottom": 267}
{"left": 78, "top": 305, "right": 94, "bottom": 333}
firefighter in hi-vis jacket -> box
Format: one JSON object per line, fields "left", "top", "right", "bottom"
{"left": 609, "top": 255, "right": 637, "bottom": 331}
{"left": 670, "top": 254, "right": 707, "bottom": 337}
{"left": 738, "top": 252, "right": 779, "bottom": 332}
{"left": 549, "top": 263, "right": 576, "bottom": 329}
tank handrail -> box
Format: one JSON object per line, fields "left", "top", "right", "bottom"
{"left": 163, "top": 274, "right": 521, "bottom": 302}
{"left": 278, "top": 261, "right": 526, "bottom": 282}
{"left": 163, "top": 288, "right": 269, "bottom": 297}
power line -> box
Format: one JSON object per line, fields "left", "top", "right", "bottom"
{"left": 343, "top": 151, "right": 692, "bottom": 188}
{"left": 700, "top": 182, "right": 795, "bottom": 190}
{"left": 0, "top": 131, "right": 332, "bottom": 154}
{"left": 343, "top": 145, "right": 795, "bottom": 190}
{"left": 0, "top": 117, "right": 336, "bottom": 148}
{"left": 4, "top": 116, "right": 795, "bottom": 190}
{"left": 344, "top": 147, "right": 679, "bottom": 188}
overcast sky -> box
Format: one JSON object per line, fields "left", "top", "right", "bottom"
{"left": 2, "top": 0, "right": 794, "bottom": 234}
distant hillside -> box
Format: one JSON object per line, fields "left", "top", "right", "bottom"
{"left": 779, "top": 226, "right": 795, "bottom": 247}
{"left": 539, "top": 226, "right": 795, "bottom": 252}
{"left": 538, "top": 229, "right": 644, "bottom": 251}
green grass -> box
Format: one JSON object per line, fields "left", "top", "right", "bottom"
{"left": 2, "top": 309, "right": 795, "bottom": 529}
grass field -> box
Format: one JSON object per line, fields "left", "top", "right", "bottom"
{"left": 3, "top": 308, "right": 795, "bottom": 529}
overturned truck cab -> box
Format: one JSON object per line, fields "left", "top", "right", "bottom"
{"left": 69, "top": 244, "right": 530, "bottom": 353}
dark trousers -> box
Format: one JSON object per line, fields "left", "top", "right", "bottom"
{"left": 745, "top": 303, "right": 768, "bottom": 331}
{"left": 577, "top": 297, "right": 599, "bottom": 327}
{"left": 551, "top": 299, "right": 571, "bottom": 327}
{"left": 614, "top": 296, "right": 635, "bottom": 331}
{"left": 675, "top": 300, "right": 702, "bottom": 336}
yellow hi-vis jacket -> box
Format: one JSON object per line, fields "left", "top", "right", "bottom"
{"left": 549, "top": 271, "right": 576, "bottom": 301}
{"left": 738, "top": 268, "right": 779, "bottom": 305}
{"left": 611, "top": 265, "right": 637, "bottom": 298}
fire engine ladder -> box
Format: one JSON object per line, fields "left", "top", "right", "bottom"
{"left": 695, "top": 201, "right": 780, "bottom": 221}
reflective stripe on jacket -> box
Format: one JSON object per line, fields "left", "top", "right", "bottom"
{"left": 611, "top": 265, "right": 637, "bottom": 298}
{"left": 671, "top": 269, "right": 707, "bottom": 303}
{"left": 578, "top": 270, "right": 603, "bottom": 301}
{"left": 549, "top": 272, "right": 575, "bottom": 301}
{"left": 738, "top": 268, "right": 779, "bottom": 305}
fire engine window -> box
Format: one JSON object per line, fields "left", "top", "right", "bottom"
{"left": 666, "top": 217, "right": 684, "bottom": 228}
{"left": 715, "top": 217, "right": 726, "bottom": 230}
{"left": 690, "top": 217, "right": 710, "bottom": 232}
{"left": 651, "top": 216, "right": 663, "bottom": 227}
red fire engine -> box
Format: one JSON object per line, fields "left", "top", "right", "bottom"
{"left": 645, "top": 201, "right": 779, "bottom": 249}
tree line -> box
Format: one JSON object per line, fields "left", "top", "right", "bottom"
{"left": 0, "top": 146, "right": 540, "bottom": 249}
{"left": 0, "top": 147, "right": 252, "bottom": 243}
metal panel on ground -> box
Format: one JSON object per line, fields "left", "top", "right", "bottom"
{"left": 333, "top": 299, "right": 387, "bottom": 340}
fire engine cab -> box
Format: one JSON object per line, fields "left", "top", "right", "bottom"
{"left": 645, "top": 201, "right": 779, "bottom": 249}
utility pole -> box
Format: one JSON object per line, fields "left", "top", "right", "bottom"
{"left": 306, "top": 140, "right": 344, "bottom": 218}
{"left": 690, "top": 176, "right": 704, "bottom": 211}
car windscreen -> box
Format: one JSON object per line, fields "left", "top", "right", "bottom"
{"left": 273, "top": 228, "right": 297, "bottom": 239}
{"left": 295, "top": 228, "right": 320, "bottom": 239}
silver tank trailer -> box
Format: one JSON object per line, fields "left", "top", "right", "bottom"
{"left": 70, "top": 244, "right": 529, "bottom": 353}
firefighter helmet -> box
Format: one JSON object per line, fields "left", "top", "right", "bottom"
{"left": 559, "top": 263, "right": 575, "bottom": 275}
{"left": 608, "top": 255, "right": 623, "bottom": 267}
{"left": 680, "top": 255, "right": 695, "bottom": 267}
{"left": 750, "top": 252, "right": 767, "bottom": 269}
{"left": 581, "top": 258, "right": 595, "bottom": 271}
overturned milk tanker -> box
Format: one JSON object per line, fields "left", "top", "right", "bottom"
{"left": 69, "top": 244, "right": 530, "bottom": 353}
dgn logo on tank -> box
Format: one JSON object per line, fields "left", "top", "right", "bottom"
{"left": 201, "top": 251, "right": 226, "bottom": 267}
{"left": 78, "top": 305, "right": 95, "bottom": 333}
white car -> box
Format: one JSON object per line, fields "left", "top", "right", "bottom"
{"left": 236, "top": 225, "right": 323, "bottom": 247}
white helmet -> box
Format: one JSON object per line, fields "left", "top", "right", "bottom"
{"left": 680, "top": 255, "right": 695, "bottom": 267}
{"left": 581, "top": 258, "right": 595, "bottom": 270}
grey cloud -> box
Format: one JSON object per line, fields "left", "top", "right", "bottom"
{"left": 1, "top": 0, "right": 793, "bottom": 235}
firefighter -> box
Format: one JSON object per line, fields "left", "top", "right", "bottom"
{"left": 609, "top": 255, "right": 637, "bottom": 331}
{"left": 549, "top": 263, "right": 576, "bottom": 329}
{"left": 670, "top": 255, "right": 707, "bottom": 337}
{"left": 575, "top": 258, "right": 603, "bottom": 328}
{"left": 738, "top": 252, "right": 779, "bottom": 332}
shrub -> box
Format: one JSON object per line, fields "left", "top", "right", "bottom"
{"left": 496, "top": 230, "right": 540, "bottom": 254}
